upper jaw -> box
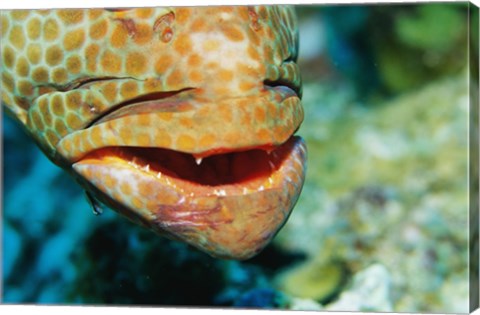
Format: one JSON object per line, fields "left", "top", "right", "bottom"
{"left": 56, "top": 83, "right": 303, "bottom": 162}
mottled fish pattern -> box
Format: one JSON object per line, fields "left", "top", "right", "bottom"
{"left": 1, "top": 6, "right": 306, "bottom": 259}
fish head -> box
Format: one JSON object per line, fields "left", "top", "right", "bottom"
{"left": 1, "top": 6, "right": 306, "bottom": 259}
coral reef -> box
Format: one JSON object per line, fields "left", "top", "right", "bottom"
{"left": 326, "top": 264, "right": 393, "bottom": 312}
{"left": 274, "top": 72, "right": 469, "bottom": 312}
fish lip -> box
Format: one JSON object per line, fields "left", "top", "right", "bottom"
{"left": 264, "top": 80, "right": 301, "bottom": 99}
{"left": 265, "top": 84, "right": 299, "bottom": 100}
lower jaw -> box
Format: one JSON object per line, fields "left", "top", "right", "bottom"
{"left": 72, "top": 136, "right": 307, "bottom": 259}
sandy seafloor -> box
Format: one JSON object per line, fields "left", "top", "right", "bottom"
{"left": 2, "top": 3, "right": 476, "bottom": 313}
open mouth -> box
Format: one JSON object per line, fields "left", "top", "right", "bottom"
{"left": 62, "top": 78, "right": 305, "bottom": 259}
{"left": 72, "top": 134, "right": 306, "bottom": 259}
{"left": 72, "top": 80, "right": 303, "bottom": 195}
{"left": 79, "top": 135, "right": 301, "bottom": 193}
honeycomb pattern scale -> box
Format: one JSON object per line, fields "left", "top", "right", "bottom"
{"left": 1, "top": 6, "right": 306, "bottom": 260}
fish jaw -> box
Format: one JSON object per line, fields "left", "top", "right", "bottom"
{"left": 73, "top": 136, "right": 306, "bottom": 260}
{"left": 60, "top": 84, "right": 305, "bottom": 260}
{"left": 55, "top": 85, "right": 303, "bottom": 162}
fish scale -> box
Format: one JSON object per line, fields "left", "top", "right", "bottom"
{"left": 1, "top": 5, "right": 307, "bottom": 260}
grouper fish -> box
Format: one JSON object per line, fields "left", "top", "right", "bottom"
{"left": 1, "top": 6, "right": 306, "bottom": 260}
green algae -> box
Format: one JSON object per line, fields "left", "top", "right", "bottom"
{"left": 395, "top": 4, "right": 466, "bottom": 52}
{"left": 374, "top": 4, "right": 468, "bottom": 94}
{"left": 275, "top": 260, "right": 348, "bottom": 303}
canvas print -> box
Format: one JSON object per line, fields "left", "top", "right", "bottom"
{"left": 1, "top": 2, "right": 479, "bottom": 313}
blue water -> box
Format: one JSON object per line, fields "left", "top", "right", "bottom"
{"left": 3, "top": 114, "right": 113, "bottom": 303}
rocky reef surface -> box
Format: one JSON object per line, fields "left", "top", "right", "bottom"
{"left": 273, "top": 73, "right": 470, "bottom": 313}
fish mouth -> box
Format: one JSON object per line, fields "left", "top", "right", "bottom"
{"left": 78, "top": 135, "right": 304, "bottom": 192}
{"left": 71, "top": 82, "right": 302, "bottom": 191}
{"left": 73, "top": 135, "right": 306, "bottom": 260}
{"left": 64, "top": 82, "right": 305, "bottom": 259}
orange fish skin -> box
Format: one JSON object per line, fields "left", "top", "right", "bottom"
{"left": 1, "top": 6, "right": 306, "bottom": 259}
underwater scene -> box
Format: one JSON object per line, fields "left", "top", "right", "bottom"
{"left": 2, "top": 3, "right": 478, "bottom": 313}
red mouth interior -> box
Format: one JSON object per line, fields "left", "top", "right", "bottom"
{"left": 84, "top": 140, "right": 293, "bottom": 187}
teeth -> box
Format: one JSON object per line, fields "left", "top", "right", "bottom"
{"left": 259, "top": 185, "right": 264, "bottom": 191}
{"left": 213, "top": 189, "right": 227, "bottom": 196}
{"left": 268, "top": 161, "right": 275, "bottom": 170}
{"left": 156, "top": 172, "right": 162, "bottom": 179}
{"left": 131, "top": 157, "right": 140, "bottom": 169}
{"left": 144, "top": 164, "right": 150, "bottom": 172}
{"left": 195, "top": 157, "right": 203, "bottom": 165}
